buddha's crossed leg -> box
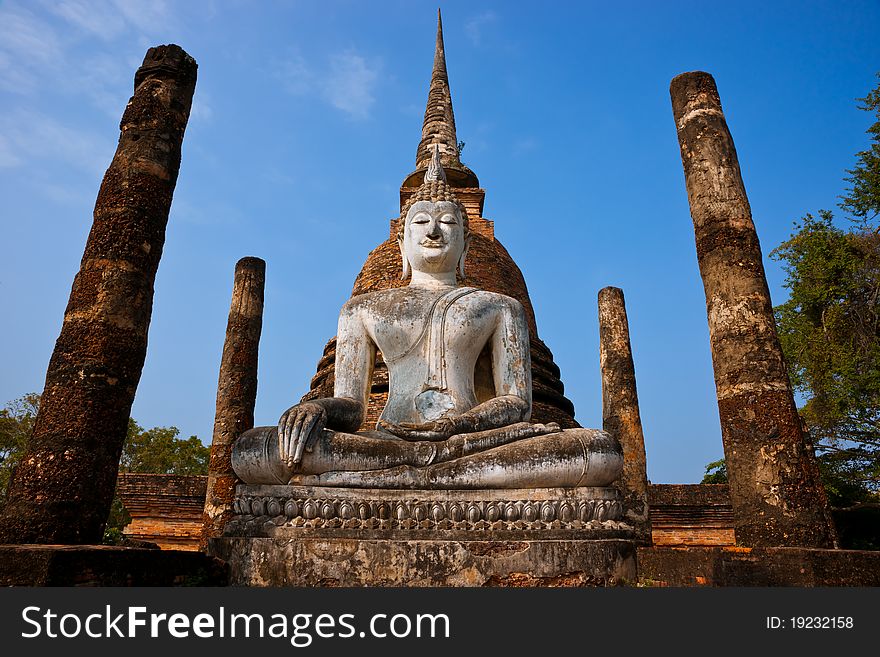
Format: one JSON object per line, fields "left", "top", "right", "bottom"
{"left": 232, "top": 423, "right": 621, "bottom": 489}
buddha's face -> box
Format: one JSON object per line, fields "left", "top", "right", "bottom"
{"left": 402, "top": 200, "right": 466, "bottom": 275}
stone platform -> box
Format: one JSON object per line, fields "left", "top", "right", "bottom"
{"left": 209, "top": 485, "right": 637, "bottom": 586}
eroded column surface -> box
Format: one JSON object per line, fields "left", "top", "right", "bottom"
{"left": 598, "top": 286, "right": 651, "bottom": 543}
{"left": 200, "top": 257, "right": 265, "bottom": 550}
{"left": 0, "top": 45, "right": 197, "bottom": 544}
{"left": 670, "top": 71, "right": 835, "bottom": 548}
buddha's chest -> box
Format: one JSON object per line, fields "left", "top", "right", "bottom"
{"left": 364, "top": 294, "right": 496, "bottom": 366}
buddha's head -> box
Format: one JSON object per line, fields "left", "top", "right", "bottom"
{"left": 398, "top": 147, "right": 470, "bottom": 281}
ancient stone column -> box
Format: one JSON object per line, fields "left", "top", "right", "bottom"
{"left": 200, "top": 257, "right": 265, "bottom": 550}
{"left": 598, "top": 287, "right": 651, "bottom": 544}
{"left": 0, "top": 45, "right": 197, "bottom": 545}
{"left": 670, "top": 71, "right": 836, "bottom": 548}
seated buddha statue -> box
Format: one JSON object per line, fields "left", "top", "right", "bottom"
{"left": 232, "top": 148, "right": 623, "bottom": 489}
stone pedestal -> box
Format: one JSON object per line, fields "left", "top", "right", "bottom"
{"left": 208, "top": 485, "right": 636, "bottom": 586}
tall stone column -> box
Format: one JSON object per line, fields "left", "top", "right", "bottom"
{"left": 200, "top": 257, "right": 265, "bottom": 550}
{"left": 0, "top": 45, "right": 197, "bottom": 545}
{"left": 598, "top": 287, "right": 651, "bottom": 544}
{"left": 670, "top": 71, "right": 836, "bottom": 548}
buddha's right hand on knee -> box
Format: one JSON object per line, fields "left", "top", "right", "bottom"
{"left": 278, "top": 402, "right": 327, "bottom": 469}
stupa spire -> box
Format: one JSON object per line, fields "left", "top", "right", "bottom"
{"left": 415, "top": 9, "right": 463, "bottom": 171}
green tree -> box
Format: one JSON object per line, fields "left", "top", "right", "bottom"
{"left": 768, "top": 74, "right": 880, "bottom": 507}
{"left": 701, "top": 458, "right": 728, "bottom": 484}
{"left": 120, "top": 418, "right": 209, "bottom": 475}
{"left": 771, "top": 214, "right": 879, "bottom": 506}
{"left": 840, "top": 73, "right": 880, "bottom": 223}
{"left": 0, "top": 393, "right": 40, "bottom": 501}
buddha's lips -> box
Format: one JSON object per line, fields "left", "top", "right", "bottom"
{"left": 419, "top": 239, "right": 446, "bottom": 248}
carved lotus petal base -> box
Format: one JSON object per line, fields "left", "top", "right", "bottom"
{"left": 227, "top": 484, "right": 631, "bottom": 534}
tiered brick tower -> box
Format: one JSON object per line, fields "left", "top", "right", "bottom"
{"left": 303, "top": 11, "right": 578, "bottom": 430}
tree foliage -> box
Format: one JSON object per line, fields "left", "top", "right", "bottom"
{"left": 840, "top": 73, "right": 880, "bottom": 223}
{"left": 701, "top": 459, "right": 728, "bottom": 484}
{"left": 771, "top": 214, "right": 879, "bottom": 505}
{"left": 771, "top": 213, "right": 879, "bottom": 436}
{"left": 0, "top": 393, "right": 40, "bottom": 501}
{"left": 120, "top": 418, "right": 209, "bottom": 475}
{"left": 768, "top": 75, "right": 880, "bottom": 507}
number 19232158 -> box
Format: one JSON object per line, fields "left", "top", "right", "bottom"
{"left": 766, "top": 616, "right": 854, "bottom": 629}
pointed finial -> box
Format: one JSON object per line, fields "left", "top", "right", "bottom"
{"left": 402, "top": 10, "right": 479, "bottom": 191}
{"left": 435, "top": 8, "right": 445, "bottom": 72}
{"left": 415, "top": 9, "right": 460, "bottom": 171}
{"left": 425, "top": 144, "right": 448, "bottom": 183}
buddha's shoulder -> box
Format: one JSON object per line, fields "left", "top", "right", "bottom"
{"left": 340, "top": 288, "right": 413, "bottom": 316}
{"left": 467, "top": 289, "right": 525, "bottom": 313}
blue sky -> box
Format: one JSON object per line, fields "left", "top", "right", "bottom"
{"left": 1, "top": 0, "right": 878, "bottom": 483}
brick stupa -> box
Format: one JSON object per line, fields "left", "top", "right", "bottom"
{"left": 302, "top": 12, "right": 578, "bottom": 430}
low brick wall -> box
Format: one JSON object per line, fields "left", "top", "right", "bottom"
{"left": 637, "top": 546, "right": 880, "bottom": 586}
{"left": 648, "top": 484, "right": 734, "bottom": 547}
{"left": 117, "top": 473, "right": 207, "bottom": 550}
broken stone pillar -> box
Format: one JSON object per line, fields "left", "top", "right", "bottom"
{"left": 670, "top": 71, "right": 836, "bottom": 548}
{"left": 200, "top": 257, "right": 265, "bottom": 550}
{"left": 0, "top": 45, "right": 197, "bottom": 545}
{"left": 598, "top": 286, "right": 651, "bottom": 544}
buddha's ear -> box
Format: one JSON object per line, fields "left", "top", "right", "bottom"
{"left": 458, "top": 233, "right": 471, "bottom": 279}
{"left": 398, "top": 236, "right": 410, "bottom": 281}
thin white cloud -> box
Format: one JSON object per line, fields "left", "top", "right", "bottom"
{"left": 322, "top": 52, "right": 379, "bottom": 120}
{"left": 47, "top": 0, "right": 128, "bottom": 39}
{"left": 0, "top": 5, "right": 62, "bottom": 63}
{"left": 276, "top": 50, "right": 380, "bottom": 120}
{"left": 465, "top": 11, "right": 497, "bottom": 46}
{"left": 169, "top": 196, "right": 243, "bottom": 227}
{"left": 401, "top": 102, "right": 423, "bottom": 117}
{"left": 60, "top": 52, "right": 132, "bottom": 119}
{"left": 2, "top": 1, "right": 181, "bottom": 106}
{"left": 277, "top": 54, "right": 314, "bottom": 96}
{"left": 42, "top": 181, "right": 95, "bottom": 207}
{"left": 189, "top": 93, "right": 214, "bottom": 124}
{"left": 0, "top": 110, "right": 113, "bottom": 176}
{"left": 0, "top": 5, "right": 62, "bottom": 93}
{"left": 44, "top": 0, "right": 176, "bottom": 39}
{"left": 109, "top": 0, "right": 175, "bottom": 36}
{"left": 0, "top": 50, "right": 37, "bottom": 95}
{"left": 513, "top": 136, "right": 539, "bottom": 156}
{"left": 261, "top": 168, "right": 297, "bottom": 187}
{"left": 0, "top": 135, "right": 22, "bottom": 168}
